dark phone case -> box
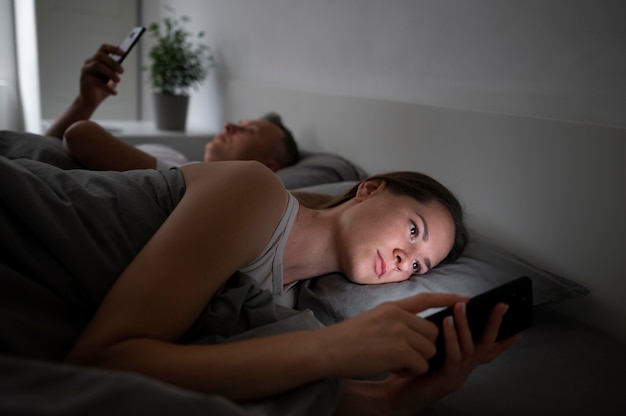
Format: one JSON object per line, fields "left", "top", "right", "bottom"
{"left": 114, "top": 26, "right": 145, "bottom": 64}
{"left": 426, "top": 275, "right": 533, "bottom": 369}
{"left": 101, "top": 27, "right": 145, "bottom": 83}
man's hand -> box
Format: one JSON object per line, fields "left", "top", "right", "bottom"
{"left": 45, "top": 44, "right": 126, "bottom": 139}
{"left": 78, "top": 44, "right": 125, "bottom": 111}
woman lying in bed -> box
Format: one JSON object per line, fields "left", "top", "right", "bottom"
{"left": 3, "top": 156, "right": 518, "bottom": 415}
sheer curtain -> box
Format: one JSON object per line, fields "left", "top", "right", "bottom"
{"left": 0, "top": 0, "right": 41, "bottom": 133}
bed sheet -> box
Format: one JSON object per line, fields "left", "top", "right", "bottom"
{"left": 0, "top": 148, "right": 338, "bottom": 415}
{"left": 424, "top": 305, "right": 626, "bottom": 415}
{"left": 0, "top": 310, "right": 338, "bottom": 416}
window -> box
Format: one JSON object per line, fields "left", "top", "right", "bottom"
{"left": 36, "top": 0, "right": 141, "bottom": 121}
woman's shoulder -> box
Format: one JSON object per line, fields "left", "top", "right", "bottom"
{"left": 180, "top": 160, "right": 288, "bottom": 210}
{"left": 177, "top": 161, "right": 290, "bottom": 263}
{"left": 181, "top": 160, "right": 282, "bottom": 186}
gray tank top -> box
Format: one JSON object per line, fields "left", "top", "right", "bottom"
{"left": 238, "top": 192, "right": 299, "bottom": 307}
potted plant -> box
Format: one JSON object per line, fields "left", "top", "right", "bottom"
{"left": 146, "top": 10, "right": 215, "bottom": 131}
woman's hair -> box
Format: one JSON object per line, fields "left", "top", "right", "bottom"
{"left": 291, "top": 171, "right": 468, "bottom": 265}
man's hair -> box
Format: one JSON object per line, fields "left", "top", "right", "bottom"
{"left": 261, "top": 112, "right": 299, "bottom": 168}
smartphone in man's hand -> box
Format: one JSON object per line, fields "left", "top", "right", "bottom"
{"left": 111, "top": 26, "right": 145, "bottom": 64}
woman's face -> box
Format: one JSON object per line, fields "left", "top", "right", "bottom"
{"left": 338, "top": 180, "right": 455, "bottom": 285}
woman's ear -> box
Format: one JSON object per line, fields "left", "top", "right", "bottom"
{"left": 355, "top": 179, "right": 386, "bottom": 201}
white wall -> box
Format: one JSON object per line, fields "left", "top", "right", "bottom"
{"left": 36, "top": 0, "right": 140, "bottom": 122}
{"left": 139, "top": 0, "right": 223, "bottom": 132}
{"left": 141, "top": 0, "right": 626, "bottom": 342}
{"left": 224, "top": 80, "right": 626, "bottom": 342}
{"left": 141, "top": 0, "right": 626, "bottom": 130}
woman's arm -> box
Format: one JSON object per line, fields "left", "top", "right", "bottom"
{"left": 64, "top": 161, "right": 515, "bottom": 404}
{"left": 69, "top": 235, "right": 469, "bottom": 402}
{"left": 66, "top": 160, "right": 315, "bottom": 399}
{"left": 65, "top": 163, "right": 467, "bottom": 401}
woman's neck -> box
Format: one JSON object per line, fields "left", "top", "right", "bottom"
{"left": 281, "top": 204, "right": 344, "bottom": 285}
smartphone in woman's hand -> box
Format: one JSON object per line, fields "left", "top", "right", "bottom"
{"left": 426, "top": 276, "right": 533, "bottom": 369}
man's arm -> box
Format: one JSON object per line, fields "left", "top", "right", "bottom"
{"left": 46, "top": 44, "right": 125, "bottom": 139}
{"left": 63, "top": 121, "right": 157, "bottom": 170}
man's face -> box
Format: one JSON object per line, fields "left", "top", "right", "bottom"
{"left": 204, "top": 119, "right": 284, "bottom": 171}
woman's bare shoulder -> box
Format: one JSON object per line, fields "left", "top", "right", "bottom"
{"left": 180, "top": 160, "right": 286, "bottom": 200}
{"left": 177, "top": 161, "right": 288, "bottom": 264}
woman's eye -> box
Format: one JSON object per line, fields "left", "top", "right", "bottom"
{"left": 410, "top": 222, "right": 418, "bottom": 239}
{"left": 412, "top": 260, "right": 420, "bottom": 272}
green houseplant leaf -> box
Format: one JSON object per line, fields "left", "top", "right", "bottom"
{"left": 146, "top": 10, "right": 215, "bottom": 96}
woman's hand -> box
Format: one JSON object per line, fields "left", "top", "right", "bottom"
{"left": 320, "top": 293, "right": 469, "bottom": 380}
{"left": 384, "top": 302, "right": 522, "bottom": 414}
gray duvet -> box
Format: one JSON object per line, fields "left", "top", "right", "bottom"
{"left": 0, "top": 131, "right": 338, "bottom": 415}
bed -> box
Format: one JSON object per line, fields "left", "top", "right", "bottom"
{"left": 296, "top": 182, "right": 626, "bottom": 415}
{"left": 225, "top": 80, "right": 626, "bottom": 416}
{"left": 1, "top": 129, "right": 625, "bottom": 415}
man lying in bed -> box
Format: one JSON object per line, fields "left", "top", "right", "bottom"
{"left": 44, "top": 44, "right": 299, "bottom": 172}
